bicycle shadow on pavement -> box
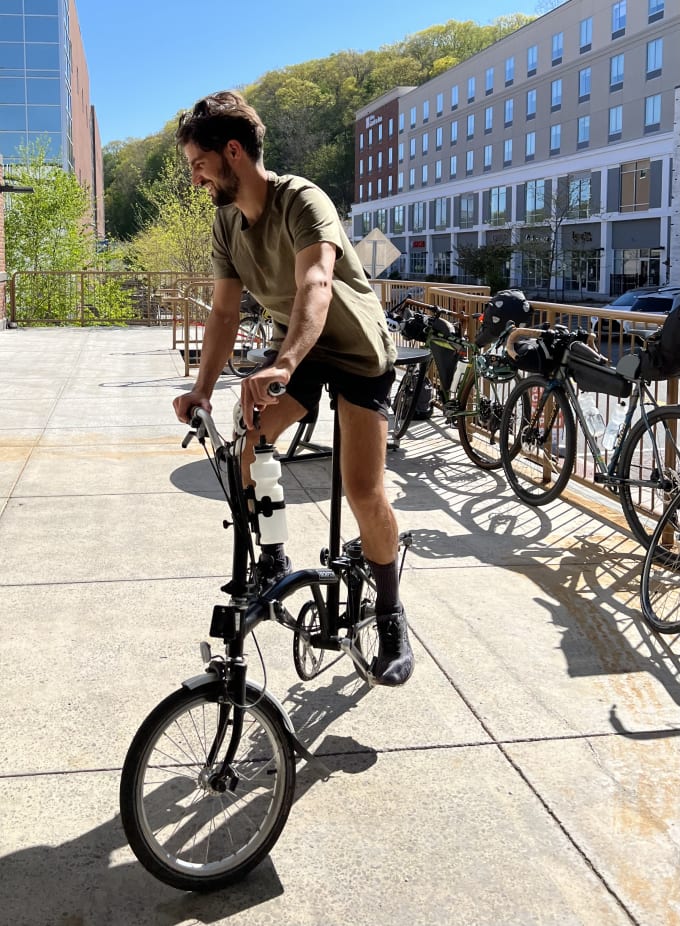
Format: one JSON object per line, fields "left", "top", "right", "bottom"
{"left": 385, "top": 427, "right": 680, "bottom": 728}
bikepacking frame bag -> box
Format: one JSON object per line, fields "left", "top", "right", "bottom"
{"left": 565, "top": 341, "right": 632, "bottom": 398}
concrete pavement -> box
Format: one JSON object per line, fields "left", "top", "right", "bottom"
{"left": 1, "top": 326, "right": 679, "bottom": 926}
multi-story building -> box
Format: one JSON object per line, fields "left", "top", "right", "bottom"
{"left": 351, "top": 0, "right": 678, "bottom": 298}
{"left": 0, "top": 0, "right": 104, "bottom": 237}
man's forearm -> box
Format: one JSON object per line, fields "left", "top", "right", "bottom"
{"left": 276, "top": 283, "right": 331, "bottom": 374}
{"left": 195, "top": 309, "right": 241, "bottom": 396}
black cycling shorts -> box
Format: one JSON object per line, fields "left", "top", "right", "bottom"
{"left": 263, "top": 352, "right": 395, "bottom": 420}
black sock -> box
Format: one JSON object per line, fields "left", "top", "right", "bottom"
{"left": 261, "top": 543, "right": 287, "bottom": 570}
{"left": 367, "top": 558, "right": 401, "bottom": 616}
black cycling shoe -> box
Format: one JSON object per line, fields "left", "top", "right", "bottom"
{"left": 221, "top": 555, "right": 292, "bottom": 596}
{"left": 372, "top": 608, "right": 414, "bottom": 687}
{"left": 255, "top": 554, "right": 292, "bottom": 591}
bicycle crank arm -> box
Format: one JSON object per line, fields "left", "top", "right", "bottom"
{"left": 338, "top": 637, "right": 378, "bottom": 687}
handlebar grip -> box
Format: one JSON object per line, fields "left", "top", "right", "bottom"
{"left": 267, "top": 382, "right": 286, "bottom": 397}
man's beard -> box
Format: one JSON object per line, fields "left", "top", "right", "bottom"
{"left": 210, "top": 156, "right": 240, "bottom": 206}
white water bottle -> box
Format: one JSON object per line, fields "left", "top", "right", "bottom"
{"left": 251, "top": 439, "right": 288, "bottom": 545}
{"left": 580, "top": 393, "right": 605, "bottom": 443}
{"left": 602, "top": 401, "right": 627, "bottom": 451}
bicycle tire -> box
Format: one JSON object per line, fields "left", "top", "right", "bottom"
{"left": 392, "top": 363, "right": 427, "bottom": 441}
{"left": 120, "top": 680, "right": 295, "bottom": 892}
{"left": 640, "top": 489, "right": 680, "bottom": 633}
{"left": 499, "top": 375, "right": 576, "bottom": 506}
{"left": 457, "top": 373, "right": 523, "bottom": 471}
{"left": 227, "top": 317, "right": 269, "bottom": 377}
{"left": 293, "top": 601, "right": 325, "bottom": 680}
{"left": 618, "top": 406, "right": 680, "bottom": 550}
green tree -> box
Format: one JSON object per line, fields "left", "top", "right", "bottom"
{"left": 456, "top": 243, "right": 512, "bottom": 293}
{"left": 125, "top": 152, "right": 214, "bottom": 276}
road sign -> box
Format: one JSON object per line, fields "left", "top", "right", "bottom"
{"left": 354, "top": 228, "right": 401, "bottom": 278}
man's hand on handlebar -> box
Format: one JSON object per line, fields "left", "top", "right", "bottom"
{"left": 173, "top": 389, "right": 211, "bottom": 424}
{"left": 241, "top": 367, "right": 289, "bottom": 430}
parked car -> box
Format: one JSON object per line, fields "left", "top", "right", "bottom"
{"left": 622, "top": 286, "right": 680, "bottom": 338}
{"left": 590, "top": 287, "right": 657, "bottom": 336}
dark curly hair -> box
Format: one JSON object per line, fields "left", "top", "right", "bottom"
{"left": 176, "top": 91, "right": 265, "bottom": 161}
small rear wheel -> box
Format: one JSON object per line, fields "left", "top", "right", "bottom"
{"left": 227, "top": 316, "right": 269, "bottom": 377}
{"left": 293, "top": 601, "right": 325, "bottom": 680}
{"left": 120, "top": 681, "right": 295, "bottom": 892}
{"left": 458, "top": 374, "right": 521, "bottom": 470}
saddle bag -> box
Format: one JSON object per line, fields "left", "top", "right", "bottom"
{"left": 637, "top": 305, "right": 680, "bottom": 381}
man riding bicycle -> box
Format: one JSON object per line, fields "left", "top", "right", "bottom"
{"left": 172, "top": 90, "right": 413, "bottom": 686}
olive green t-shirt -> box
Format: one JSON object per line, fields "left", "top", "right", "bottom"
{"left": 211, "top": 173, "right": 397, "bottom": 377}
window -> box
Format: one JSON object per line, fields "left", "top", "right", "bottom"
{"left": 466, "top": 150, "right": 474, "bottom": 175}
{"left": 649, "top": 0, "right": 664, "bottom": 23}
{"left": 436, "top": 92, "right": 443, "bottom": 116}
{"left": 503, "top": 139, "right": 512, "bottom": 166}
{"left": 398, "top": 172, "right": 404, "bottom": 191}
{"left": 485, "top": 106, "right": 493, "bottom": 133}
{"left": 551, "top": 79, "right": 562, "bottom": 111}
{"left": 526, "top": 88, "right": 536, "bottom": 119}
{"left": 378, "top": 123, "right": 383, "bottom": 142}
{"left": 609, "top": 105, "right": 623, "bottom": 139}
{"left": 612, "top": 1, "right": 626, "bottom": 39}
{"left": 436, "top": 126, "right": 443, "bottom": 149}
{"left": 421, "top": 164, "right": 428, "bottom": 186}
{"left": 526, "top": 179, "right": 545, "bottom": 222}
{"left": 550, "top": 124, "right": 561, "bottom": 154}
{"left": 450, "top": 120, "right": 458, "bottom": 144}
{"left": 409, "top": 138, "right": 416, "bottom": 159}
{"left": 490, "top": 186, "right": 507, "bottom": 225}
{"left": 451, "top": 85, "right": 459, "bottom": 109}
{"left": 645, "top": 94, "right": 661, "bottom": 131}
{"left": 399, "top": 113, "right": 405, "bottom": 132}
{"left": 367, "top": 181, "right": 372, "bottom": 198}
{"left": 388, "top": 147, "right": 393, "bottom": 166}
{"left": 376, "top": 208, "right": 387, "bottom": 232}
{"left": 388, "top": 118, "right": 394, "bottom": 136}
{"left": 577, "top": 115, "right": 590, "bottom": 148}
{"left": 393, "top": 205, "right": 405, "bottom": 233}
{"left": 359, "top": 133, "right": 364, "bottom": 150}
{"left": 467, "top": 114, "right": 474, "bottom": 139}
{"left": 620, "top": 159, "right": 650, "bottom": 212}
{"left": 368, "top": 128, "right": 373, "bottom": 146}
{"left": 413, "top": 202, "right": 425, "bottom": 231}
{"left": 409, "top": 168, "right": 415, "bottom": 190}
{"left": 362, "top": 212, "right": 371, "bottom": 234}
{"left": 435, "top": 159, "right": 442, "bottom": 182}
{"left": 527, "top": 45, "right": 538, "bottom": 76}
{"left": 410, "top": 106, "right": 416, "bottom": 128}
{"left": 359, "top": 159, "right": 364, "bottom": 177}
{"left": 525, "top": 131, "right": 536, "bottom": 160}
{"left": 505, "top": 56, "right": 514, "bottom": 86}
{"left": 579, "top": 68, "right": 591, "bottom": 102}
{"left": 450, "top": 155, "right": 457, "bottom": 178}
{"left": 647, "top": 39, "right": 662, "bottom": 79}
{"left": 610, "top": 54, "right": 624, "bottom": 90}
{"left": 552, "top": 32, "right": 563, "bottom": 65}
{"left": 484, "top": 144, "right": 493, "bottom": 170}
{"left": 398, "top": 142, "right": 404, "bottom": 162}
{"left": 388, "top": 175, "right": 393, "bottom": 194}
{"left": 434, "top": 196, "right": 447, "bottom": 227}
{"left": 580, "top": 17, "right": 592, "bottom": 53}
{"left": 422, "top": 132, "right": 429, "bottom": 155}
{"left": 486, "top": 67, "right": 494, "bottom": 94}
{"left": 468, "top": 76, "right": 475, "bottom": 102}
{"left": 423, "top": 100, "right": 430, "bottom": 122}
{"left": 569, "top": 175, "right": 591, "bottom": 218}
{"left": 377, "top": 151, "right": 382, "bottom": 169}
{"left": 358, "top": 184, "right": 364, "bottom": 202}
{"left": 460, "top": 193, "right": 475, "bottom": 228}
{"left": 504, "top": 98, "right": 513, "bottom": 126}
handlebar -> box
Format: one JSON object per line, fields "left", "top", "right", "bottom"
{"left": 505, "top": 325, "right": 598, "bottom": 359}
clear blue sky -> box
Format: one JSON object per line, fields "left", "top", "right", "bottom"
{"left": 76, "top": 0, "right": 537, "bottom": 147}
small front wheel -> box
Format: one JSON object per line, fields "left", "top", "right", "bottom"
{"left": 120, "top": 681, "right": 296, "bottom": 892}
{"left": 458, "top": 373, "right": 522, "bottom": 470}
{"left": 499, "top": 375, "right": 576, "bottom": 506}
{"left": 293, "top": 601, "right": 325, "bottom": 680}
